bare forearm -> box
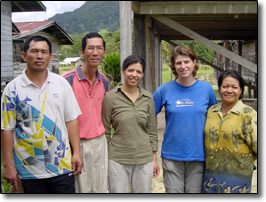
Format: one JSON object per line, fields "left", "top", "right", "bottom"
{"left": 1, "top": 130, "right": 19, "bottom": 190}
{"left": 1, "top": 130, "right": 15, "bottom": 167}
{"left": 153, "top": 151, "right": 160, "bottom": 178}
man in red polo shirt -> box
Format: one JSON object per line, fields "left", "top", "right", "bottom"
{"left": 62, "top": 32, "right": 109, "bottom": 193}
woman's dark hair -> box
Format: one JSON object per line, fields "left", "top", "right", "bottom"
{"left": 24, "top": 35, "right": 52, "bottom": 54}
{"left": 170, "top": 46, "right": 199, "bottom": 78}
{"left": 122, "top": 55, "right": 145, "bottom": 73}
{"left": 81, "top": 32, "right": 106, "bottom": 51}
{"left": 218, "top": 69, "right": 245, "bottom": 99}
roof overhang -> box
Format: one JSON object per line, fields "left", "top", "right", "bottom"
{"left": 12, "top": 23, "right": 20, "bottom": 34}
{"left": 13, "top": 21, "right": 74, "bottom": 45}
{"left": 132, "top": 1, "right": 257, "bottom": 40}
{"left": 12, "top": 1, "right": 46, "bottom": 12}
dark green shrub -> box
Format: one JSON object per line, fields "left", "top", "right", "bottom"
{"left": 102, "top": 53, "right": 121, "bottom": 89}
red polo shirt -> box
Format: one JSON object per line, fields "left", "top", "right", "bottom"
{"left": 62, "top": 65, "right": 109, "bottom": 139}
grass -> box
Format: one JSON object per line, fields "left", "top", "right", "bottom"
{"left": 162, "top": 64, "right": 215, "bottom": 82}
{"left": 59, "top": 65, "right": 75, "bottom": 75}
{"left": 162, "top": 64, "right": 221, "bottom": 97}
{"left": 1, "top": 153, "right": 10, "bottom": 193}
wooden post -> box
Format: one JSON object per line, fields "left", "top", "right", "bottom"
{"left": 237, "top": 40, "right": 242, "bottom": 75}
{"left": 154, "top": 31, "right": 162, "bottom": 90}
{"left": 248, "top": 83, "right": 251, "bottom": 98}
{"left": 133, "top": 14, "right": 146, "bottom": 88}
{"left": 145, "top": 16, "right": 155, "bottom": 93}
{"left": 120, "top": 1, "right": 132, "bottom": 82}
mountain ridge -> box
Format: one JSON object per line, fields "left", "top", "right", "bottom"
{"left": 48, "top": 1, "right": 119, "bottom": 34}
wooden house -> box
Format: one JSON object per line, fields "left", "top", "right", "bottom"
{"left": 1, "top": 1, "right": 45, "bottom": 86}
{"left": 62, "top": 57, "right": 83, "bottom": 67}
{"left": 12, "top": 21, "right": 74, "bottom": 77}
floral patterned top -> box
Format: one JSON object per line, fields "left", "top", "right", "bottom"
{"left": 203, "top": 100, "right": 257, "bottom": 193}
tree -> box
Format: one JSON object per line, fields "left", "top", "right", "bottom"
{"left": 101, "top": 52, "right": 121, "bottom": 89}
{"left": 172, "top": 40, "right": 215, "bottom": 63}
{"left": 99, "top": 29, "right": 120, "bottom": 54}
{"left": 59, "top": 33, "right": 83, "bottom": 60}
{"left": 161, "top": 40, "right": 172, "bottom": 65}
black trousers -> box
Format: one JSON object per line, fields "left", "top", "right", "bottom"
{"left": 21, "top": 173, "right": 75, "bottom": 194}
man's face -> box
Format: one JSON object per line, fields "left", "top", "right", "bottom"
{"left": 81, "top": 37, "right": 105, "bottom": 68}
{"left": 21, "top": 40, "right": 53, "bottom": 72}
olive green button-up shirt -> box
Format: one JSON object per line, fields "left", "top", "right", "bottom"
{"left": 102, "top": 84, "right": 158, "bottom": 164}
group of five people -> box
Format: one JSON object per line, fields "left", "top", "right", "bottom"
{"left": 1, "top": 32, "right": 257, "bottom": 194}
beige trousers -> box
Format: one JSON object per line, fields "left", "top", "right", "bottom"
{"left": 75, "top": 135, "right": 108, "bottom": 193}
{"left": 108, "top": 159, "right": 154, "bottom": 193}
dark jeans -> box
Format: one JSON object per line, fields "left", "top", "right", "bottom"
{"left": 21, "top": 173, "right": 75, "bottom": 194}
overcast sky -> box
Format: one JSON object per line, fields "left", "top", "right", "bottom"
{"left": 12, "top": 1, "right": 86, "bottom": 22}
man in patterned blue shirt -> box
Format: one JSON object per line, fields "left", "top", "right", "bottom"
{"left": 1, "top": 35, "right": 82, "bottom": 193}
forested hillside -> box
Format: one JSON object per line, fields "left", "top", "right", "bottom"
{"left": 48, "top": 1, "right": 119, "bottom": 34}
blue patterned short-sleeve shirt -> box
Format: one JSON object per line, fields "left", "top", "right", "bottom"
{"left": 1, "top": 69, "right": 81, "bottom": 179}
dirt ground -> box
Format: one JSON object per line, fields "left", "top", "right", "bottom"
{"left": 150, "top": 110, "right": 257, "bottom": 193}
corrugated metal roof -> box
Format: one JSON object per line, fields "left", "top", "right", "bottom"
{"left": 15, "top": 21, "right": 53, "bottom": 34}
{"left": 13, "top": 21, "right": 74, "bottom": 45}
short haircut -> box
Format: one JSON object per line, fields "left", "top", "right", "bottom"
{"left": 170, "top": 46, "right": 199, "bottom": 78}
{"left": 122, "top": 55, "right": 145, "bottom": 73}
{"left": 81, "top": 32, "right": 106, "bottom": 51}
{"left": 218, "top": 69, "right": 245, "bottom": 99}
{"left": 24, "top": 35, "right": 52, "bottom": 54}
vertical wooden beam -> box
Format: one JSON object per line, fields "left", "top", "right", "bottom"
{"left": 254, "top": 41, "right": 257, "bottom": 98}
{"left": 133, "top": 14, "right": 146, "bottom": 88}
{"left": 248, "top": 83, "right": 251, "bottom": 98}
{"left": 145, "top": 16, "right": 155, "bottom": 93}
{"left": 120, "top": 1, "right": 132, "bottom": 82}
{"left": 153, "top": 29, "right": 161, "bottom": 90}
{"left": 237, "top": 40, "right": 242, "bottom": 75}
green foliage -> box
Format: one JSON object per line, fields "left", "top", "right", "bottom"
{"left": 102, "top": 53, "right": 121, "bottom": 89}
{"left": 161, "top": 40, "right": 172, "bottom": 64}
{"left": 199, "top": 65, "right": 213, "bottom": 71}
{"left": 99, "top": 30, "right": 120, "bottom": 54}
{"left": 171, "top": 40, "right": 215, "bottom": 63}
{"left": 162, "top": 64, "right": 174, "bottom": 83}
{"left": 59, "top": 65, "right": 75, "bottom": 75}
{"left": 1, "top": 154, "right": 10, "bottom": 193}
{"left": 59, "top": 33, "right": 84, "bottom": 60}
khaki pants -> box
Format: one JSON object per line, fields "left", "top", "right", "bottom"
{"left": 108, "top": 159, "right": 154, "bottom": 193}
{"left": 162, "top": 159, "right": 204, "bottom": 193}
{"left": 75, "top": 135, "right": 108, "bottom": 193}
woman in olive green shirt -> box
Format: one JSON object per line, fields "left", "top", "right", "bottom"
{"left": 102, "top": 55, "right": 159, "bottom": 193}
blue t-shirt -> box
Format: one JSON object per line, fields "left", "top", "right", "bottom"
{"left": 153, "top": 79, "right": 217, "bottom": 161}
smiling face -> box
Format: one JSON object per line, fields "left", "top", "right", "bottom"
{"left": 21, "top": 40, "right": 53, "bottom": 73}
{"left": 81, "top": 37, "right": 105, "bottom": 68}
{"left": 220, "top": 76, "right": 242, "bottom": 106}
{"left": 174, "top": 55, "right": 196, "bottom": 79}
{"left": 123, "top": 63, "right": 144, "bottom": 87}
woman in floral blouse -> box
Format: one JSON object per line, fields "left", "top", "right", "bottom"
{"left": 203, "top": 69, "right": 257, "bottom": 193}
